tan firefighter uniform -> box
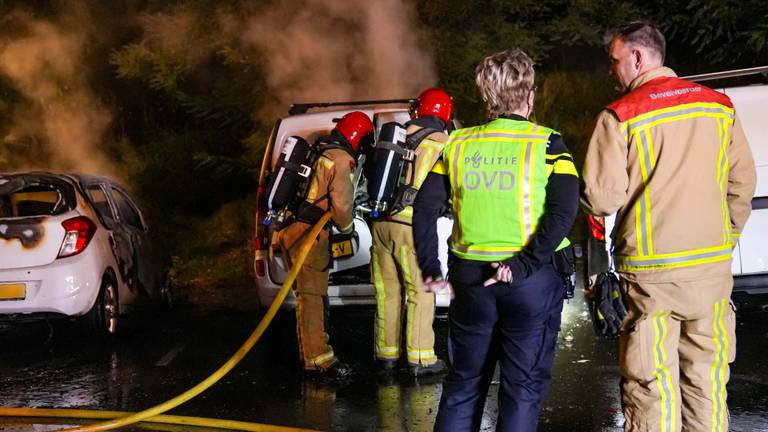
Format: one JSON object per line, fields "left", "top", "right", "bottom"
{"left": 278, "top": 147, "right": 356, "bottom": 372}
{"left": 371, "top": 124, "right": 449, "bottom": 366}
{"left": 582, "top": 67, "right": 756, "bottom": 432}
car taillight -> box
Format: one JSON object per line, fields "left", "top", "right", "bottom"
{"left": 587, "top": 215, "right": 606, "bottom": 242}
{"left": 58, "top": 216, "right": 97, "bottom": 258}
{"left": 254, "top": 185, "right": 269, "bottom": 251}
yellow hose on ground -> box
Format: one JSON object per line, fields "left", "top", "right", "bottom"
{"left": 0, "top": 407, "right": 315, "bottom": 431}
{"left": 0, "top": 212, "right": 331, "bottom": 432}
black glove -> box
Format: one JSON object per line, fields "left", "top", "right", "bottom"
{"left": 590, "top": 272, "right": 627, "bottom": 337}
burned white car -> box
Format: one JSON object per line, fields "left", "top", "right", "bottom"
{"left": 0, "top": 172, "right": 171, "bottom": 338}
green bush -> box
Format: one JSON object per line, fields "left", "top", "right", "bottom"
{"left": 168, "top": 195, "right": 256, "bottom": 297}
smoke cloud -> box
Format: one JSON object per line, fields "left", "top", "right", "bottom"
{"left": 239, "top": 0, "right": 437, "bottom": 118}
{"left": 0, "top": 6, "right": 116, "bottom": 176}
{"left": 0, "top": 0, "right": 438, "bottom": 173}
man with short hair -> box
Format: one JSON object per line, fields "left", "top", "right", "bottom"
{"left": 582, "top": 21, "right": 756, "bottom": 432}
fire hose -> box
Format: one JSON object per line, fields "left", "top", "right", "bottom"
{"left": 0, "top": 212, "right": 332, "bottom": 432}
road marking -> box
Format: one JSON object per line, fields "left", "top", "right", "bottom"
{"left": 155, "top": 344, "right": 185, "bottom": 367}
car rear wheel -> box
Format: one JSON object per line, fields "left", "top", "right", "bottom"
{"left": 85, "top": 275, "right": 119, "bottom": 339}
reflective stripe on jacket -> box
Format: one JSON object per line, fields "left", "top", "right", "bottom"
{"left": 444, "top": 118, "right": 571, "bottom": 261}
{"left": 582, "top": 67, "right": 756, "bottom": 282}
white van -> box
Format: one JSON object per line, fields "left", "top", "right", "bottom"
{"left": 586, "top": 67, "right": 768, "bottom": 294}
{"left": 705, "top": 69, "right": 768, "bottom": 293}
{"left": 252, "top": 100, "right": 452, "bottom": 309}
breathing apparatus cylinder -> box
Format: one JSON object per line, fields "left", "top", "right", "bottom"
{"left": 366, "top": 122, "right": 410, "bottom": 218}
{"left": 263, "top": 136, "right": 312, "bottom": 226}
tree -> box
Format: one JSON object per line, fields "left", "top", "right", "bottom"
{"left": 651, "top": 0, "right": 768, "bottom": 72}
{"left": 108, "top": 3, "right": 269, "bottom": 213}
{"left": 416, "top": 0, "right": 767, "bottom": 151}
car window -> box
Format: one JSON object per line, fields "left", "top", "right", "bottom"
{"left": 111, "top": 188, "right": 143, "bottom": 229}
{"left": 1, "top": 186, "right": 64, "bottom": 217}
{"left": 87, "top": 185, "right": 115, "bottom": 219}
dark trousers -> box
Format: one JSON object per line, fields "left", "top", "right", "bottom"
{"left": 434, "top": 260, "right": 564, "bottom": 432}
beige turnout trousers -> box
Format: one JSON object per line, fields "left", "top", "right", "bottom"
{"left": 279, "top": 227, "right": 337, "bottom": 371}
{"left": 620, "top": 274, "right": 736, "bottom": 432}
{"left": 371, "top": 221, "right": 437, "bottom": 366}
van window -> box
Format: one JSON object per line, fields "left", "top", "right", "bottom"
{"left": 111, "top": 188, "right": 143, "bottom": 229}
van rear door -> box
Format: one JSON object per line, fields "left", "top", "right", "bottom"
{"left": 723, "top": 86, "right": 768, "bottom": 275}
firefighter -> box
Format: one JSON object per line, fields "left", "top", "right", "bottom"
{"left": 581, "top": 22, "right": 756, "bottom": 432}
{"left": 278, "top": 111, "right": 374, "bottom": 379}
{"left": 370, "top": 88, "right": 452, "bottom": 376}
{"left": 413, "top": 49, "right": 579, "bottom": 431}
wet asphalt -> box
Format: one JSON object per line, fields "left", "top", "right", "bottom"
{"left": 1, "top": 282, "right": 767, "bottom": 431}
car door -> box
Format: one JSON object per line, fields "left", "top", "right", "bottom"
{"left": 85, "top": 183, "right": 119, "bottom": 230}
{"left": 107, "top": 186, "right": 152, "bottom": 292}
{"left": 85, "top": 183, "right": 136, "bottom": 285}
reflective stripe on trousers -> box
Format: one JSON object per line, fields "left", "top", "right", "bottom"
{"left": 371, "top": 222, "right": 437, "bottom": 365}
{"left": 619, "top": 277, "right": 735, "bottom": 432}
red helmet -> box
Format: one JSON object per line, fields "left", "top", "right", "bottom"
{"left": 415, "top": 87, "right": 453, "bottom": 124}
{"left": 335, "top": 111, "right": 374, "bottom": 152}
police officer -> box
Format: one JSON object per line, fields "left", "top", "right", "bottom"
{"left": 582, "top": 22, "right": 756, "bottom": 432}
{"left": 370, "top": 88, "right": 452, "bottom": 376}
{"left": 278, "top": 111, "right": 374, "bottom": 379}
{"left": 413, "top": 49, "right": 579, "bottom": 431}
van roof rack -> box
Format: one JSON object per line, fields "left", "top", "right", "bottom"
{"left": 289, "top": 98, "right": 416, "bottom": 115}
{"left": 682, "top": 65, "right": 768, "bottom": 83}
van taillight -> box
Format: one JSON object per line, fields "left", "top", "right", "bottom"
{"left": 254, "top": 185, "right": 269, "bottom": 251}
{"left": 58, "top": 216, "right": 97, "bottom": 258}
{"left": 255, "top": 259, "right": 266, "bottom": 278}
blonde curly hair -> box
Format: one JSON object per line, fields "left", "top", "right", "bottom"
{"left": 475, "top": 48, "right": 535, "bottom": 118}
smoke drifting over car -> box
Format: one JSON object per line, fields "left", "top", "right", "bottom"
{"left": 0, "top": 5, "right": 115, "bottom": 176}
{"left": 0, "top": 0, "right": 436, "bottom": 176}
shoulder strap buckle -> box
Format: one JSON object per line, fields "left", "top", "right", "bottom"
{"left": 298, "top": 164, "right": 312, "bottom": 178}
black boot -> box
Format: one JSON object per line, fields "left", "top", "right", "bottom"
{"left": 315, "top": 360, "right": 352, "bottom": 380}
{"left": 408, "top": 359, "right": 446, "bottom": 377}
{"left": 379, "top": 359, "right": 397, "bottom": 372}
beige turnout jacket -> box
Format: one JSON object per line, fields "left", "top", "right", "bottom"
{"left": 582, "top": 67, "right": 756, "bottom": 283}
{"left": 278, "top": 147, "right": 356, "bottom": 250}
